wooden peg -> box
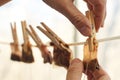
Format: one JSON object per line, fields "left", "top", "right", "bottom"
{"left": 41, "top": 22, "right": 65, "bottom": 44}
{"left": 10, "top": 22, "right": 21, "bottom": 61}
{"left": 21, "top": 21, "right": 29, "bottom": 46}
{"left": 40, "top": 23, "right": 72, "bottom": 53}
{"left": 26, "top": 26, "right": 41, "bottom": 47}
{"left": 38, "top": 22, "right": 72, "bottom": 68}
{"left": 13, "top": 23, "right": 19, "bottom": 51}
{"left": 21, "top": 21, "right": 34, "bottom": 63}
{"left": 83, "top": 11, "right": 99, "bottom": 74}
{"left": 37, "top": 26, "right": 61, "bottom": 49}
{"left": 86, "top": 11, "right": 97, "bottom": 52}
{"left": 26, "top": 25, "right": 52, "bottom": 64}
{"left": 29, "top": 25, "right": 43, "bottom": 44}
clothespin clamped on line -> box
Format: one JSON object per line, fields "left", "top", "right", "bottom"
{"left": 37, "top": 22, "right": 72, "bottom": 68}
{"left": 86, "top": 11, "right": 97, "bottom": 52}
{"left": 26, "top": 25, "right": 52, "bottom": 64}
{"left": 83, "top": 10, "right": 99, "bottom": 73}
{"left": 10, "top": 22, "right": 21, "bottom": 61}
{"left": 37, "top": 22, "right": 72, "bottom": 53}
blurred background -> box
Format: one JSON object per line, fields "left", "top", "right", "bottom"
{"left": 0, "top": 0, "right": 120, "bottom": 80}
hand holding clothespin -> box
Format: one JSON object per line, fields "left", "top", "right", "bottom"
{"left": 37, "top": 22, "right": 72, "bottom": 69}
{"left": 86, "top": 11, "right": 97, "bottom": 51}
{"left": 26, "top": 25, "right": 52, "bottom": 64}
{"left": 10, "top": 22, "right": 21, "bottom": 61}
{"left": 83, "top": 11, "right": 99, "bottom": 73}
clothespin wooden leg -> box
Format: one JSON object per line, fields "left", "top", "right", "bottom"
{"left": 37, "top": 25, "right": 62, "bottom": 49}
{"left": 40, "top": 22, "right": 65, "bottom": 44}
{"left": 26, "top": 25, "right": 52, "bottom": 64}
{"left": 38, "top": 22, "right": 72, "bottom": 69}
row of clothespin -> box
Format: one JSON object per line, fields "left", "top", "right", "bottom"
{"left": 10, "top": 21, "right": 34, "bottom": 63}
{"left": 10, "top": 11, "right": 96, "bottom": 70}
{"left": 8, "top": 10, "right": 120, "bottom": 71}
{"left": 10, "top": 21, "right": 72, "bottom": 69}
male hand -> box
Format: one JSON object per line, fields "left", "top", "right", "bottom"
{"left": 42, "top": 0, "right": 106, "bottom": 36}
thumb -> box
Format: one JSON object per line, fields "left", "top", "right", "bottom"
{"left": 66, "top": 58, "right": 83, "bottom": 80}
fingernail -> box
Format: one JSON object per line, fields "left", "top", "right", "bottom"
{"left": 70, "top": 58, "right": 81, "bottom": 65}
{"left": 67, "top": 58, "right": 83, "bottom": 80}
{"left": 80, "top": 26, "right": 91, "bottom": 36}
{"left": 101, "top": 24, "right": 104, "bottom": 28}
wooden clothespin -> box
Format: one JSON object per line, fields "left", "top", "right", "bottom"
{"left": 21, "top": 21, "right": 34, "bottom": 63}
{"left": 37, "top": 23, "right": 61, "bottom": 49}
{"left": 85, "top": 11, "right": 96, "bottom": 51}
{"left": 83, "top": 11, "right": 99, "bottom": 73}
{"left": 10, "top": 22, "right": 21, "bottom": 61}
{"left": 26, "top": 25, "right": 52, "bottom": 64}
{"left": 37, "top": 22, "right": 72, "bottom": 69}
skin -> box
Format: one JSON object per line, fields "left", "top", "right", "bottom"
{"left": 42, "top": 0, "right": 106, "bottom": 36}
{"left": 0, "top": 0, "right": 11, "bottom": 6}
{"left": 66, "top": 58, "right": 110, "bottom": 80}
{"left": 42, "top": 0, "right": 109, "bottom": 79}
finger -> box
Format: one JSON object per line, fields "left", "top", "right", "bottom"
{"left": 84, "top": 0, "right": 93, "bottom": 10}
{"left": 85, "top": 0, "right": 106, "bottom": 32}
{"left": 43, "top": 0, "right": 91, "bottom": 36}
{"left": 66, "top": 58, "right": 83, "bottom": 80}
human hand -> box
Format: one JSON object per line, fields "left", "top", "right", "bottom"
{"left": 42, "top": 0, "right": 106, "bottom": 36}
{"left": 66, "top": 58, "right": 110, "bottom": 80}
{"left": 84, "top": 0, "right": 107, "bottom": 32}
{"left": 0, "top": 0, "right": 11, "bottom": 6}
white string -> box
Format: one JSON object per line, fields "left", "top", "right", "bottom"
{"left": 0, "top": 36, "right": 120, "bottom": 47}
{"left": 68, "top": 35, "right": 120, "bottom": 46}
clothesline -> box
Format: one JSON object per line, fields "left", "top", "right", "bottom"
{"left": 68, "top": 35, "right": 120, "bottom": 46}
{"left": 0, "top": 35, "right": 120, "bottom": 47}
{"left": 0, "top": 41, "right": 37, "bottom": 47}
